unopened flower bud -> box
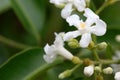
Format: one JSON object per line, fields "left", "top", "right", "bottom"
{"left": 83, "top": 58, "right": 93, "bottom": 66}
{"left": 68, "top": 39, "right": 79, "bottom": 49}
{"left": 103, "top": 67, "right": 113, "bottom": 74}
{"left": 95, "top": 66, "right": 101, "bottom": 73}
{"left": 96, "top": 75, "right": 104, "bottom": 80}
{"left": 84, "top": 65, "right": 94, "bottom": 77}
{"left": 72, "top": 56, "right": 82, "bottom": 64}
{"left": 96, "top": 42, "right": 107, "bottom": 50}
{"left": 58, "top": 70, "right": 72, "bottom": 79}
{"left": 88, "top": 41, "right": 95, "bottom": 49}
{"left": 115, "top": 72, "right": 120, "bottom": 80}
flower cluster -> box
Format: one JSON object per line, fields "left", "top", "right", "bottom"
{"left": 42, "top": 0, "right": 120, "bottom": 80}
{"left": 44, "top": 0, "right": 106, "bottom": 61}
{"left": 64, "top": 9, "right": 106, "bottom": 47}
{"left": 50, "top": 0, "right": 106, "bottom": 48}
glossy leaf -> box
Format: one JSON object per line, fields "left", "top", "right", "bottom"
{"left": 0, "top": 48, "right": 63, "bottom": 80}
{"left": 0, "top": 0, "right": 11, "bottom": 14}
{"left": 100, "top": 2, "right": 120, "bottom": 30}
{"left": 10, "top": 0, "right": 46, "bottom": 43}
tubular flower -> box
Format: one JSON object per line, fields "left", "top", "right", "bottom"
{"left": 43, "top": 33, "right": 74, "bottom": 63}
{"left": 50, "top": 0, "right": 86, "bottom": 19}
{"left": 64, "top": 9, "right": 106, "bottom": 48}
{"left": 115, "top": 72, "right": 120, "bottom": 80}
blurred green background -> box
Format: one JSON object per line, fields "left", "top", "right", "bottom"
{"left": 0, "top": 0, "right": 120, "bottom": 80}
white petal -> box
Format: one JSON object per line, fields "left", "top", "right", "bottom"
{"left": 57, "top": 46, "right": 73, "bottom": 60}
{"left": 84, "top": 65, "right": 94, "bottom": 77}
{"left": 64, "top": 30, "right": 81, "bottom": 41}
{"left": 66, "top": 14, "right": 80, "bottom": 27}
{"left": 44, "top": 44, "right": 55, "bottom": 54}
{"left": 43, "top": 54, "right": 57, "bottom": 63}
{"left": 54, "top": 33, "right": 64, "bottom": 46}
{"left": 85, "top": 17, "right": 95, "bottom": 26}
{"left": 74, "top": 0, "right": 86, "bottom": 12}
{"left": 84, "top": 8, "right": 99, "bottom": 19}
{"left": 50, "top": 0, "right": 67, "bottom": 6}
{"left": 91, "top": 19, "right": 107, "bottom": 36}
{"left": 80, "top": 33, "right": 91, "bottom": 48}
{"left": 115, "top": 72, "right": 120, "bottom": 80}
{"left": 61, "top": 3, "right": 73, "bottom": 19}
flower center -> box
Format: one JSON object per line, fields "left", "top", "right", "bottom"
{"left": 79, "top": 22, "right": 90, "bottom": 34}
{"left": 80, "top": 22, "right": 86, "bottom": 29}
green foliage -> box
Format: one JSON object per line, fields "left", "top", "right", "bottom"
{"left": 0, "top": 48, "right": 45, "bottom": 80}
{"left": 11, "top": 0, "right": 46, "bottom": 43}
{"left": 100, "top": 2, "right": 120, "bottom": 30}
{"left": 106, "top": 43, "right": 114, "bottom": 59}
{"left": 0, "top": 48, "right": 63, "bottom": 80}
{"left": 0, "top": 0, "right": 11, "bottom": 14}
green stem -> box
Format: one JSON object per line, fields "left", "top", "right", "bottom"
{"left": 95, "top": 1, "right": 108, "bottom": 14}
{"left": 92, "top": 34, "right": 97, "bottom": 44}
{"left": 94, "top": 59, "right": 120, "bottom": 65}
{"left": 0, "top": 35, "right": 31, "bottom": 49}
{"left": 92, "top": 34, "right": 100, "bottom": 61}
{"left": 71, "top": 64, "right": 81, "bottom": 72}
{"left": 92, "top": 49, "right": 100, "bottom": 61}
{"left": 95, "top": 0, "right": 119, "bottom": 15}
{"left": 90, "top": 0, "right": 97, "bottom": 11}
{"left": 92, "top": 35, "right": 100, "bottom": 61}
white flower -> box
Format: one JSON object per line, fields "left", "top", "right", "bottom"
{"left": 116, "top": 35, "right": 120, "bottom": 42}
{"left": 50, "top": 0, "right": 86, "bottom": 19}
{"left": 43, "top": 33, "right": 74, "bottom": 63}
{"left": 84, "top": 65, "right": 94, "bottom": 77}
{"left": 115, "top": 72, "right": 120, "bottom": 80}
{"left": 64, "top": 10, "right": 106, "bottom": 48}
{"left": 111, "top": 51, "right": 120, "bottom": 73}
{"left": 62, "top": 0, "right": 86, "bottom": 19}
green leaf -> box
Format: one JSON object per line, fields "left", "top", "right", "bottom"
{"left": 106, "top": 43, "right": 114, "bottom": 59}
{"left": 97, "top": 29, "right": 120, "bottom": 44}
{"left": 10, "top": 0, "right": 46, "bottom": 43}
{"left": 0, "top": 48, "right": 63, "bottom": 80}
{"left": 0, "top": 44, "right": 9, "bottom": 65}
{"left": 0, "top": 0, "right": 11, "bottom": 14}
{"left": 100, "top": 2, "right": 120, "bottom": 30}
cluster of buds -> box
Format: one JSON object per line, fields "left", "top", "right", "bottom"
{"left": 42, "top": 0, "right": 120, "bottom": 80}
{"left": 83, "top": 62, "right": 114, "bottom": 78}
